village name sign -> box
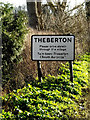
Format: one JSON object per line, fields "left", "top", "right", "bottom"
{"left": 31, "top": 35, "right": 75, "bottom": 61}
{"left": 31, "top": 35, "right": 75, "bottom": 82}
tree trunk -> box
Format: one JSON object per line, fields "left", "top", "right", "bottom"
{"left": 27, "top": 2, "right": 38, "bottom": 29}
{"left": 37, "top": 2, "right": 43, "bottom": 29}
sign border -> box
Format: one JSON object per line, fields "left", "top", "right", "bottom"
{"left": 31, "top": 35, "right": 75, "bottom": 61}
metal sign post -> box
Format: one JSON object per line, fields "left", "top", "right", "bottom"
{"left": 37, "top": 61, "right": 42, "bottom": 82}
{"left": 69, "top": 61, "right": 73, "bottom": 82}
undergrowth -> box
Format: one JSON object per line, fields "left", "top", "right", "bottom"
{"left": 1, "top": 53, "right": 89, "bottom": 120}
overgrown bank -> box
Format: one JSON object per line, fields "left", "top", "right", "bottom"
{"left": 1, "top": 53, "right": 89, "bottom": 120}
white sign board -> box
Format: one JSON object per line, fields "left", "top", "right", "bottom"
{"left": 31, "top": 35, "right": 75, "bottom": 61}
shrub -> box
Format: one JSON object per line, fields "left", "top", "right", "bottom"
{"left": 1, "top": 2, "right": 28, "bottom": 85}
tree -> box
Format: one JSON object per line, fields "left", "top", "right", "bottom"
{"left": 26, "top": 0, "right": 67, "bottom": 29}
{"left": 37, "top": 1, "right": 43, "bottom": 29}
{"left": 27, "top": 2, "right": 38, "bottom": 29}
{"left": 27, "top": 1, "right": 42, "bottom": 29}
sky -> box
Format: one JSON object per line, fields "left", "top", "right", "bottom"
{"left": 0, "top": 0, "right": 85, "bottom": 9}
